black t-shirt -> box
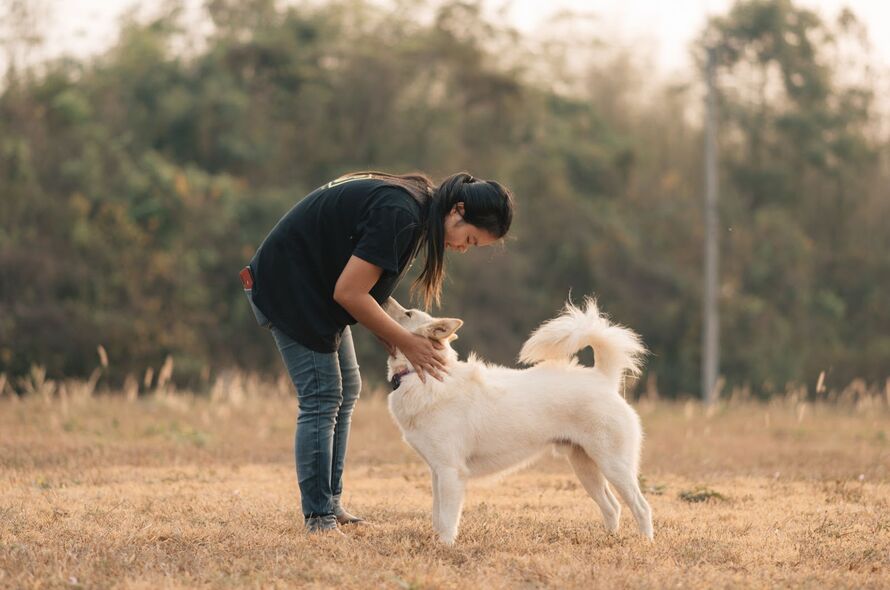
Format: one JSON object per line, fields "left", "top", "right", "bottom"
{"left": 247, "top": 177, "right": 424, "bottom": 352}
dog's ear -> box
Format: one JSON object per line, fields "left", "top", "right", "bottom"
{"left": 420, "top": 318, "right": 463, "bottom": 340}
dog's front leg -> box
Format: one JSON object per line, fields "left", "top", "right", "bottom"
{"left": 430, "top": 468, "right": 441, "bottom": 532}
{"left": 433, "top": 467, "right": 465, "bottom": 545}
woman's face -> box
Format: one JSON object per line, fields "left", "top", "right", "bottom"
{"left": 443, "top": 203, "right": 498, "bottom": 253}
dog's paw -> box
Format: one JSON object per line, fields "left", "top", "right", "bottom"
{"left": 437, "top": 531, "right": 457, "bottom": 546}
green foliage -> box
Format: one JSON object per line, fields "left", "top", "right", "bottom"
{"left": 0, "top": 0, "right": 887, "bottom": 395}
{"left": 703, "top": 0, "right": 888, "bottom": 390}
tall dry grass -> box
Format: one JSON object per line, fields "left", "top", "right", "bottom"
{"left": 1, "top": 366, "right": 888, "bottom": 589}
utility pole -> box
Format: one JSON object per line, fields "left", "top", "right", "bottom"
{"left": 702, "top": 46, "right": 720, "bottom": 404}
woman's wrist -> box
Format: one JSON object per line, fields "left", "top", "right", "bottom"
{"left": 385, "top": 325, "right": 413, "bottom": 350}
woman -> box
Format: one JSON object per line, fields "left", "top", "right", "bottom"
{"left": 241, "top": 171, "right": 514, "bottom": 534}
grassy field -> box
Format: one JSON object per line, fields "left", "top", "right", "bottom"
{"left": 1, "top": 371, "right": 889, "bottom": 589}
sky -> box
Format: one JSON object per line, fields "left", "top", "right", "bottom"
{"left": 500, "top": 0, "right": 890, "bottom": 72}
{"left": 12, "top": 0, "right": 890, "bottom": 74}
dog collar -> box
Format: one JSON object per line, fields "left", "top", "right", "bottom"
{"left": 390, "top": 368, "right": 414, "bottom": 390}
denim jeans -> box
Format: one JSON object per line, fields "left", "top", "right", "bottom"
{"left": 244, "top": 289, "right": 361, "bottom": 518}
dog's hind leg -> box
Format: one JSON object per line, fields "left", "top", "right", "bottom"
{"left": 433, "top": 467, "right": 466, "bottom": 545}
{"left": 568, "top": 446, "right": 621, "bottom": 533}
{"left": 598, "top": 459, "right": 654, "bottom": 540}
{"left": 603, "top": 480, "right": 621, "bottom": 518}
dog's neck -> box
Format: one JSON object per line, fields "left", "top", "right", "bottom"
{"left": 386, "top": 338, "right": 459, "bottom": 386}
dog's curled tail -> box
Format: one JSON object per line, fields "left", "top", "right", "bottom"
{"left": 518, "top": 297, "right": 646, "bottom": 384}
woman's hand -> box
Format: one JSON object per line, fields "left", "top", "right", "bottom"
{"left": 395, "top": 331, "right": 447, "bottom": 383}
{"left": 332, "top": 257, "right": 447, "bottom": 382}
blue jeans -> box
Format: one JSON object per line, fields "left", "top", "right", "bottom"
{"left": 244, "top": 289, "right": 361, "bottom": 518}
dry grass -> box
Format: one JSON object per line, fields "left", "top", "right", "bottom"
{"left": 1, "top": 372, "right": 889, "bottom": 589}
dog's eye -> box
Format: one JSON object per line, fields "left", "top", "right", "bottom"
{"left": 405, "top": 311, "right": 412, "bottom": 318}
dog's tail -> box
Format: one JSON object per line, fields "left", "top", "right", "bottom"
{"left": 518, "top": 296, "right": 646, "bottom": 384}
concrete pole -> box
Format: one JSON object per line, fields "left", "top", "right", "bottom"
{"left": 702, "top": 46, "right": 720, "bottom": 404}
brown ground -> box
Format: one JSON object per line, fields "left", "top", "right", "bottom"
{"left": 1, "top": 374, "right": 888, "bottom": 589}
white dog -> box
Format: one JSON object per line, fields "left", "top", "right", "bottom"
{"left": 383, "top": 296, "right": 654, "bottom": 545}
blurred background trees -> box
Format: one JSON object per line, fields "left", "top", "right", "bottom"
{"left": 1, "top": 0, "right": 887, "bottom": 396}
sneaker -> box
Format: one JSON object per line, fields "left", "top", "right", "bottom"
{"left": 305, "top": 514, "right": 344, "bottom": 536}
{"left": 332, "top": 494, "right": 366, "bottom": 525}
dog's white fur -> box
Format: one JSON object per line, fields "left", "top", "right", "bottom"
{"left": 383, "top": 296, "right": 654, "bottom": 545}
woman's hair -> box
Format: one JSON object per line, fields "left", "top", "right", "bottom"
{"left": 332, "top": 170, "right": 435, "bottom": 202}
{"left": 337, "top": 170, "right": 514, "bottom": 309}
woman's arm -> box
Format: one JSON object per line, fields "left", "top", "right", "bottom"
{"left": 333, "top": 255, "right": 447, "bottom": 382}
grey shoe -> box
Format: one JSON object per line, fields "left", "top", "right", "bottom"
{"left": 332, "top": 494, "right": 365, "bottom": 525}
{"left": 305, "top": 514, "right": 344, "bottom": 535}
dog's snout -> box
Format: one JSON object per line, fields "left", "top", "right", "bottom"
{"left": 383, "top": 297, "right": 405, "bottom": 317}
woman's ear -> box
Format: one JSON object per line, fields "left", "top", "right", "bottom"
{"left": 450, "top": 202, "right": 465, "bottom": 217}
{"left": 421, "top": 318, "right": 463, "bottom": 340}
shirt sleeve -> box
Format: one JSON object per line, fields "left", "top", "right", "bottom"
{"left": 352, "top": 205, "right": 419, "bottom": 274}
